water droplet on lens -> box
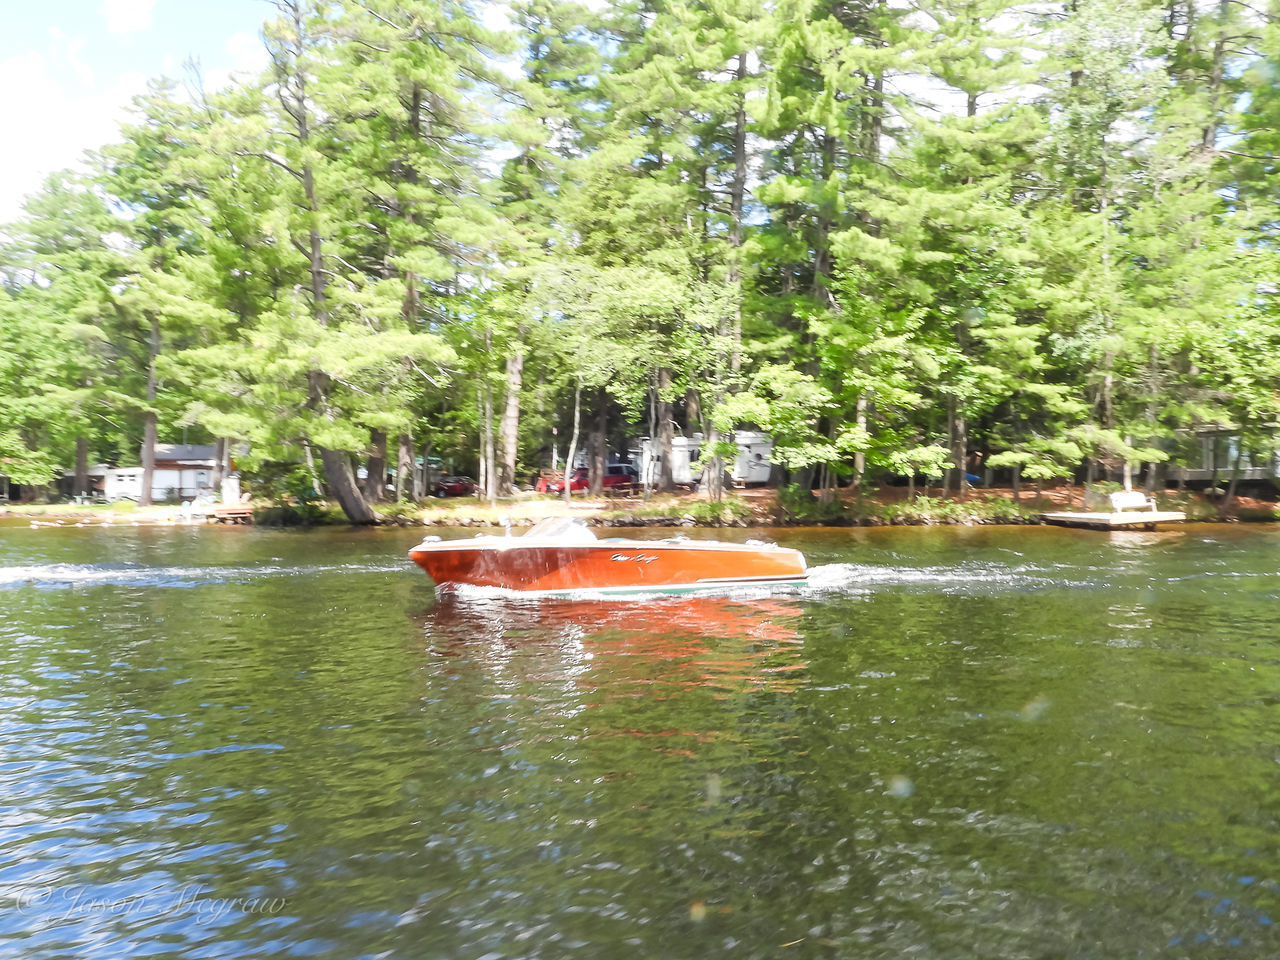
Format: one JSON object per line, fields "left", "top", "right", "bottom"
{"left": 886, "top": 775, "right": 914, "bottom": 799}
{"left": 705, "top": 773, "right": 722, "bottom": 804}
{"left": 1021, "top": 695, "right": 1051, "bottom": 721}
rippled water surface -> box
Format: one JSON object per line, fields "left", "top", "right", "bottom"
{"left": 2, "top": 521, "right": 1279, "bottom": 959}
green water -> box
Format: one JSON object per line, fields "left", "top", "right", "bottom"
{"left": 1, "top": 522, "right": 1278, "bottom": 959}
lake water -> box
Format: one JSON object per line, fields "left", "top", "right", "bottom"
{"left": 1, "top": 521, "right": 1278, "bottom": 959}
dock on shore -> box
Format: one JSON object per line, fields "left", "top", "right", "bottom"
{"left": 208, "top": 506, "right": 254, "bottom": 524}
{"left": 1040, "top": 510, "right": 1186, "bottom": 530}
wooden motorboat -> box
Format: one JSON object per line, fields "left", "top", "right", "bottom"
{"left": 408, "top": 517, "right": 807, "bottom": 596}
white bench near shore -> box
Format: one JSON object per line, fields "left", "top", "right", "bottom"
{"left": 1109, "top": 490, "right": 1156, "bottom": 512}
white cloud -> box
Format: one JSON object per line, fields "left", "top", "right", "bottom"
{"left": 225, "top": 30, "right": 267, "bottom": 75}
{"left": 103, "top": 0, "right": 159, "bottom": 35}
{"left": 0, "top": 47, "right": 148, "bottom": 223}
{"left": 197, "top": 31, "right": 267, "bottom": 94}
{"left": 479, "top": 0, "right": 512, "bottom": 33}
{"left": 51, "top": 30, "right": 95, "bottom": 87}
{"left": 0, "top": 8, "right": 267, "bottom": 225}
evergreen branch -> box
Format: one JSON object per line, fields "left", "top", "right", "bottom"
{"left": 327, "top": 254, "right": 369, "bottom": 277}
{"left": 1220, "top": 149, "right": 1276, "bottom": 162}
{"left": 414, "top": 359, "right": 447, "bottom": 388}
{"left": 235, "top": 149, "right": 306, "bottom": 182}
{"left": 353, "top": 4, "right": 404, "bottom": 32}
{"left": 1223, "top": 0, "right": 1278, "bottom": 23}
{"left": 347, "top": 38, "right": 390, "bottom": 54}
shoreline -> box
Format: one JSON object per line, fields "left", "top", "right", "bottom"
{"left": 4, "top": 484, "right": 1276, "bottom": 528}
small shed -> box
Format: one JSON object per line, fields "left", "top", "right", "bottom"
{"left": 105, "top": 445, "right": 221, "bottom": 502}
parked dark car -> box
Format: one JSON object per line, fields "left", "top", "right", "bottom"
{"left": 433, "top": 475, "right": 476, "bottom": 497}
{"left": 542, "top": 465, "right": 637, "bottom": 494}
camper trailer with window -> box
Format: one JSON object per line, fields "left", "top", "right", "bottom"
{"left": 631, "top": 431, "right": 776, "bottom": 488}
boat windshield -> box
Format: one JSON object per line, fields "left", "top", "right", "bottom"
{"left": 524, "top": 516, "right": 597, "bottom": 542}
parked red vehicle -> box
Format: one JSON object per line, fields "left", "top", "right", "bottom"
{"left": 541, "top": 465, "right": 637, "bottom": 494}
{"left": 433, "top": 475, "right": 476, "bottom": 497}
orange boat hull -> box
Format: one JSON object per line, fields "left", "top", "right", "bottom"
{"left": 409, "top": 537, "right": 807, "bottom": 595}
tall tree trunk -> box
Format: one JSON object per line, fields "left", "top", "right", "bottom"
{"left": 476, "top": 387, "right": 487, "bottom": 497}
{"left": 812, "top": 134, "right": 837, "bottom": 312}
{"left": 74, "top": 437, "right": 89, "bottom": 498}
{"left": 1145, "top": 459, "right": 1160, "bottom": 496}
{"left": 727, "top": 53, "right": 748, "bottom": 378}
{"left": 139, "top": 313, "right": 160, "bottom": 506}
{"left": 212, "top": 437, "right": 227, "bottom": 491}
{"left": 818, "top": 419, "right": 838, "bottom": 503}
{"left": 497, "top": 349, "right": 525, "bottom": 496}
{"left": 562, "top": 379, "right": 582, "bottom": 504}
{"left": 644, "top": 374, "right": 657, "bottom": 499}
{"left": 701, "top": 434, "right": 724, "bottom": 501}
{"left": 318, "top": 447, "right": 376, "bottom": 524}
{"left": 685, "top": 388, "right": 701, "bottom": 437}
{"left": 1220, "top": 434, "right": 1246, "bottom": 519}
{"left": 487, "top": 388, "right": 497, "bottom": 508}
{"left": 853, "top": 394, "right": 868, "bottom": 489}
{"left": 864, "top": 69, "right": 885, "bottom": 160}
{"left": 416, "top": 435, "right": 430, "bottom": 501}
{"left": 308, "top": 373, "right": 375, "bottom": 524}
{"left": 1202, "top": 1, "right": 1228, "bottom": 151}
{"left": 396, "top": 432, "right": 413, "bottom": 501}
{"left": 657, "top": 367, "right": 675, "bottom": 492}
{"left": 365, "top": 429, "right": 387, "bottom": 503}
{"left": 588, "top": 387, "right": 607, "bottom": 495}
{"left": 479, "top": 382, "right": 497, "bottom": 504}
{"left": 1144, "top": 345, "right": 1160, "bottom": 496}
{"left": 949, "top": 395, "right": 968, "bottom": 502}
{"left": 303, "top": 442, "right": 324, "bottom": 498}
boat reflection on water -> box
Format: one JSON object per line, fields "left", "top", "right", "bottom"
{"left": 414, "top": 593, "right": 807, "bottom": 697}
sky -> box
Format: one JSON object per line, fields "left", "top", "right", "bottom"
{"left": 0, "top": 0, "right": 271, "bottom": 223}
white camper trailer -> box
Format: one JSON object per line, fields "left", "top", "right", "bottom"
{"left": 634, "top": 435, "right": 701, "bottom": 487}
{"left": 733, "top": 431, "right": 774, "bottom": 485}
{"left": 632, "top": 431, "right": 776, "bottom": 488}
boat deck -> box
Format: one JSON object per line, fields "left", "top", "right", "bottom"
{"left": 1040, "top": 510, "right": 1186, "bottom": 530}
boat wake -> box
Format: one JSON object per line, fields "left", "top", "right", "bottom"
{"left": 0, "top": 560, "right": 408, "bottom": 590}
{"left": 0, "top": 558, "right": 1139, "bottom": 596}
{"left": 802, "top": 561, "right": 1094, "bottom": 596}
{"left": 434, "top": 560, "right": 1087, "bottom": 604}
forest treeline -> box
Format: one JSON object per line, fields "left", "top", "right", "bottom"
{"left": 3, "top": 0, "right": 1280, "bottom": 521}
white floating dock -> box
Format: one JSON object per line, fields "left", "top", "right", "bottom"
{"left": 1040, "top": 510, "right": 1186, "bottom": 530}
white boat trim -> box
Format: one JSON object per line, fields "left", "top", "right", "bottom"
{"left": 693, "top": 574, "right": 806, "bottom": 583}
{"left": 439, "top": 576, "right": 809, "bottom": 598}
{"left": 411, "top": 538, "right": 795, "bottom": 553}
